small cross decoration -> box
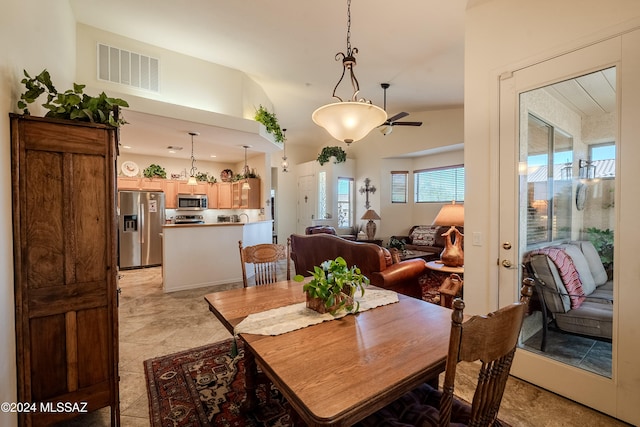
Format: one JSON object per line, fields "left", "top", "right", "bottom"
{"left": 358, "top": 178, "right": 376, "bottom": 209}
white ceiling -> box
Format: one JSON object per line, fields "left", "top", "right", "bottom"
{"left": 69, "top": 0, "right": 467, "bottom": 162}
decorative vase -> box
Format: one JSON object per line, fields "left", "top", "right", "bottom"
{"left": 440, "top": 227, "right": 464, "bottom": 267}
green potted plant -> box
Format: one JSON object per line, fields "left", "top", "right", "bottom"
{"left": 254, "top": 105, "right": 284, "bottom": 143}
{"left": 143, "top": 164, "right": 167, "bottom": 179}
{"left": 317, "top": 146, "right": 347, "bottom": 166}
{"left": 17, "top": 69, "right": 129, "bottom": 127}
{"left": 584, "top": 227, "right": 614, "bottom": 274}
{"left": 294, "top": 256, "right": 369, "bottom": 315}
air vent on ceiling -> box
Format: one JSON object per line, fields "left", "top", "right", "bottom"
{"left": 97, "top": 43, "right": 159, "bottom": 92}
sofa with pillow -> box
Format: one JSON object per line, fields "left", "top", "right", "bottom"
{"left": 525, "top": 240, "right": 613, "bottom": 351}
{"left": 390, "top": 225, "right": 465, "bottom": 260}
{"left": 290, "top": 233, "right": 427, "bottom": 299}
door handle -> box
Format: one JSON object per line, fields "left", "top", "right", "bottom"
{"left": 501, "top": 259, "right": 522, "bottom": 270}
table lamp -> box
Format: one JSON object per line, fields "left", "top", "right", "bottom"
{"left": 361, "top": 209, "right": 381, "bottom": 240}
{"left": 432, "top": 201, "right": 464, "bottom": 267}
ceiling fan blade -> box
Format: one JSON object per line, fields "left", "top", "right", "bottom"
{"left": 386, "top": 112, "right": 409, "bottom": 123}
{"left": 393, "top": 121, "right": 423, "bottom": 126}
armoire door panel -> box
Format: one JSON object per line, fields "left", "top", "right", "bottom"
{"left": 29, "top": 314, "right": 68, "bottom": 401}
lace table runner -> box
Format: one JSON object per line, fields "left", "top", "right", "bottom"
{"left": 234, "top": 289, "right": 399, "bottom": 336}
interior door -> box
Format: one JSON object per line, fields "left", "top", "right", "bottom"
{"left": 297, "top": 174, "right": 315, "bottom": 234}
{"left": 499, "top": 33, "right": 640, "bottom": 425}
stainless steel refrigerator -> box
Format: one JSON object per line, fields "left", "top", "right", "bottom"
{"left": 118, "top": 190, "right": 165, "bottom": 269}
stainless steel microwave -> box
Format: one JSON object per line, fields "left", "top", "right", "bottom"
{"left": 176, "top": 193, "right": 208, "bottom": 210}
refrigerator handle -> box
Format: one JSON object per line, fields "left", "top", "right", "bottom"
{"left": 139, "top": 203, "right": 145, "bottom": 244}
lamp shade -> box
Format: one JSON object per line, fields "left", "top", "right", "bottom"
{"left": 312, "top": 102, "right": 387, "bottom": 144}
{"left": 187, "top": 176, "right": 198, "bottom": 186}
{"left": 432, "top": 201, "right": 464, "bottom": 226}
{"left": 361, "top": 209, "right": 381, "bottom": 220}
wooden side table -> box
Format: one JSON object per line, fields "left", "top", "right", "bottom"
{"left": 424, "top": 261, "right": 464, "bottom": 308}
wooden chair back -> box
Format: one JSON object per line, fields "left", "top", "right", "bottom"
{"left": 238, "top": 238, "right": 290, "bottom": 287}
{"left": 439, "top": 278, "right": 534, "bottom": 427}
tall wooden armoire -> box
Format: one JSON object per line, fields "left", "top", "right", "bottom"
{"left": 10, "top": 114, "right": 120, "bottom": 426}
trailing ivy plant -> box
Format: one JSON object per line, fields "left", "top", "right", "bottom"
{"left": 317, "top": 146, "right": 347, "bottom": 165}
{"left": 17, "top": 69, "right": 129, "bottom": 127}
{"left": 143, "top": 164, "right": 167, "bottom": 179}
{"left": 254, "top": 105, "right": 284, "bottom": 143}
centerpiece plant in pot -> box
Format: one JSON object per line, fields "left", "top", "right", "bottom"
{"left": 294, "top": 256, "right": 369, "bottom": 315}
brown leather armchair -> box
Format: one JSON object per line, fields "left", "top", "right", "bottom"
{"left": 290, "top": 233, "right": 427, "bottom": 299}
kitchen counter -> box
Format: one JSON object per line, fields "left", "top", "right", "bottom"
{"left": 162, "top": 220, "right": 273, "bottom": 292}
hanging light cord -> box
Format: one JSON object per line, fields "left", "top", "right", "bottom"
{"left": 189, "top": 132, "right": 197, "bottom": 177}
{"left": 332, "top": 0, "right": 366, "bottom": 103}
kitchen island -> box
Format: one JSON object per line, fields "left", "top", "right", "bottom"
{"left": 162, "top": 220, "right": 273, "bottom": 292}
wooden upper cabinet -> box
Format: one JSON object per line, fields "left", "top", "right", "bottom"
{"left": 207, "top": 183, "right": 218, "bottom": 209}
{"left": 233, "top": 178, "right": 261, "bottom": 209}
{"left": 177, "top": 181, "right": 208, "bottom": 195}
{"left": 116, "top": 176, "right": 141, "bottom": 190}
{"left": 217, "top": 182, "right": 233, "bottom": 209}
{"left": 164, "top": 180, "right": 179, "bottom": 209}
{"left": 139, "top": 178, "right": 164, "bottom": 191}
{"left": 10, "top": 114, "right": 120, "bottom": 426}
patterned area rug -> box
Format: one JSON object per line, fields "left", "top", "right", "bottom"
{"left": 144, "top": 338, "right": 292, "bottom": 427}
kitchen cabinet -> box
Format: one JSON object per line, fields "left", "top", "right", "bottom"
{"left": 207, "top": 182, "right": 218, "bottom": 208}
{"left": 177, "top": 181, "right": 208, "bottom": 194}
{"left": 117, "top": 176, "right": 141, "bottom": 189}
{"left": 232, "top": 178, "right": 261, "bottom": 208}
{"left": 10, "top": 114, "right": 120, "bottom": 425}
{"left": 164, "top": 180, "right": 179, "bottom": 208}
{"left": 139, "top": 178, "right": 164, "bottom": 191}
{"left": 217, "top": 182, "right": 233, "bottom": 209}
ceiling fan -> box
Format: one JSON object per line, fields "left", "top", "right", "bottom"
{"left": 379, "top": 83, "right": 423, "bottom": 135}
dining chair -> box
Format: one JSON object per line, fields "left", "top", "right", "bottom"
{"left": 357, "top": 278, "right": 534, "bottom": 427}
{"left": 238, "top": 238, "right": 290, "bottom": 288}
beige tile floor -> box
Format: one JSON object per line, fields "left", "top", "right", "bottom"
{"left": 58, "top": 266, "right": 628, "bottom": 426}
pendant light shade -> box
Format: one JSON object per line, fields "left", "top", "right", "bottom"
{"left": 312, "top": 102, "right": 387, "bottom": 145}
{"left": 312, "top": 0, "right": 386, "bottom": 145}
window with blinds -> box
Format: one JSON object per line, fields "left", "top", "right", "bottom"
{"left": 337, "top": 177, "right": 354, "bottom": 228}
{"left": 414, "top": 165, "right": 465, "bottom": 203}
{"left": 391, "top": 171, "right": 408, "bottom": 203}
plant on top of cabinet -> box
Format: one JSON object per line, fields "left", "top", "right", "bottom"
{"left": 17, "top": 69, "right": 129, "bottom": 127}
{"left": 195, "top": 171, "right": 217, "bottom": 183}
{"left": 254, "top": 105, "right": 284, "bottom": 143}
{"left": 233, "top": 168, "right": 260, "bottom": 181}
{"left": 317, "top": 146, "right": 347, "bottom": 165}
{"left": 143, "top": 164, "right": 167, "bottom": 179}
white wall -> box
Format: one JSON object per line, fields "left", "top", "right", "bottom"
{"left": 349, "top": 108, "right": 464, "bottom": 240}
{"left": 0, "top": 3, "right": 77, "bottom": 426}
{"left": 76, "top": 24, "right": 273, "bottom": 119}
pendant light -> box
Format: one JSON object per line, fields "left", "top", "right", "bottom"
{"left": 187, "top": 131, "right": 199, "bottom": 186}
{"left": 281, "top": 128, "right": 289, "bottom": 173}
{"left": 242, "top": 145, "right": 251, "bottom": 190}
{"left": 311, "top": 0, "right": 386, "bottom": 146}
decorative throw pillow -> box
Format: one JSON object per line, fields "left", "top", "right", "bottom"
{"left": 559, "top": 244, "right": 596, "bottom": 296}
{"left": 410, "top": 226, "right": 439, "bottom": 246}
{"left": 528, "top": 247, "right": 586, "bottom": 309}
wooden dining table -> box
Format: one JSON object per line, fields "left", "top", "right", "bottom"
{"left": 204, "top": 280, "right": 453, "bottom": 427}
